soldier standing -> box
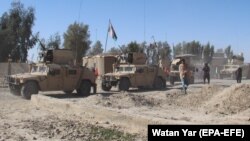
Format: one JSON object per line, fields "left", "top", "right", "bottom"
{"left": 236, "top": 67, "right": 242, "bottom": 83}
{"left": 202, "top": 63, "right": 210, "bottom": 84}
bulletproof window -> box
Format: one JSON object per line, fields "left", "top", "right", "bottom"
{"left": 69, "top": 69, "right": 77, "bottom": 75}
{"left": 31, "top": 66, "right": 38, "bottom": 73}
{"left": 172, "top": 64, "right": 179, "bottom": 71}
{"left": 117, "top": 67, "right": 124, "bottom": 72}
{"left": 125, "top": 67, "right": 133, "bottom": 71}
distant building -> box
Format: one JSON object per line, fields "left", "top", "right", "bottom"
{"left": 211, "top": 49, "right": 227, "bottom": 78}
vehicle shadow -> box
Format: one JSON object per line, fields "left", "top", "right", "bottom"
{"left": 43, "top": 92, "right": 118, "bottom": 99}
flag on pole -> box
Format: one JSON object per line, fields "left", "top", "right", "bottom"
{"left": 108, "top": 21, "right": 117, "bottom": 41}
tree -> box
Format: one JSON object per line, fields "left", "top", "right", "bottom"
{"left": 225, "top": 45, "right": 233, "bottom": 60}
{"left": 202, "top": 43, "right": 214, "bottom": 63}
{"left": 127, "top": 41, "right": 143, "bottom": 53}
{"left": 158, "top": 41, "right": 172, "bottom": 61}
{"left": 88, "top": 40, "right": 103, "bottom": 55}
{"left": 63, "top": 22, "right": 91, "bottom": 63}
{"left": 107, "top": 47, "right": 121, "bottom": 55}
{"left": 0, "top": 1, "right": 37, "bottom": 62}
{"left": 35, "top": 33, "right": 61, "bottom": 61}
{"left": 47, "top": 32, "right": 61, "bottom": 49}
{"left": 173, "top": 43, "right": 183, "bottom": 56}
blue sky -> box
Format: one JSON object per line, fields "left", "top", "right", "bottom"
{"left": 1, "top": 0, "right": 250, "bottom": 62}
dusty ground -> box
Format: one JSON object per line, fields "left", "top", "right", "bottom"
{"left": 0, "top": 79, "right": 250, "bottom": 141}
{"left": 0, "top": 88, "right": 141, "bottom": 141}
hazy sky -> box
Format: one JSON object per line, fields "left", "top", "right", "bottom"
{"left": 1, "top": 0, "right": 250, "bottom": 62}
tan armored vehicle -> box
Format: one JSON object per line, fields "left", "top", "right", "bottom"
{"left": 6, "top": 49, "right": 96, "bottom": 99}
{"left": 219, "top": 64, "right": 250, "bottom": 79}
{"left": 102, "top": 64, "right": 167, "bottom": 91}
{"left": 101, "top": 52, "right": 166, "bottom": 91}
{"left": 169, "top": 54, "right": 196, "bottom": 85}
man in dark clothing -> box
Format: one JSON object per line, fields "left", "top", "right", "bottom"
{"left": 202, "top": 63, "right": 210, "bottom": 84}
{"left": 236, "top": 67, "right": 242, "bottom": 83}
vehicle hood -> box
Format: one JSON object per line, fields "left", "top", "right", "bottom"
{"left": 9, "top": 73, "right": 47, "bottom": 79}
{"left": 220, "top": 68, "right": 238, "bottom": 73}
{"left": 104, "top": 72, "right": 133, "bottom": 77}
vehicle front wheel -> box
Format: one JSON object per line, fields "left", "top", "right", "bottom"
{"left": 21, "top": 81, "right": 38, "bottom": 100}
{"left": 77, "top": 80, "right": 91, "bottom": 96}
{"left": 101, "top": 83, "right": 112, "bottom": 91}
{"left": 169, "top": 76, "right": 175, "bottom": 85}
{"left": 118, "top": 78, "right": 130, "bottom": 91}
{"left": 154, "top": 77, "right": 165, "bottom": 89}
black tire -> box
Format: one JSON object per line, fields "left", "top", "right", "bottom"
{"left": 21, "top": 81, "right": 38, "bottom": 100}
{"left": 118, "top": 78, "right": 130, "bottom": 91}
{"left": 154, "top": 77, "right": 165, "bottom": 89}
{"left": 77, "top": 80, "right": 91, "bottom": 96}
{"left": 63, "top": 90, "right": 73, "bottom": 94}
{"left": 169, "top": 76, "right": 175, "bottom": 85}
{"left": 101, "top": 83, "right": 112, "bottom": 91}
{"left": 93, "top": 84, "right": 97, "bottom": 94}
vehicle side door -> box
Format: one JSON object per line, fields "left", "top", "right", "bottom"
{"left": 47, "top": 68, "right": 63, "bottom": 90}
{"left": 63, "top": 68, "right": 79, "bottom": 91}
{"left": 147, "top": 67, "right": 156, "bottom": 86}
{"left": 135, "top": 67, "right": 149, "bottom": 87}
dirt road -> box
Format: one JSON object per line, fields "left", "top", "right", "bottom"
{"left": 0, "top": 79, "right": 249, "bottom": 141}
{"left": 0, "top": 88, "right": 141, "bottom": 141}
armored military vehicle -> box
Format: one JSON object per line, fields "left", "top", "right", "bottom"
{"left": 102, "top": 64, "right": 166, "bottom": 91}
{"left": 6, "top": 49, "right": 96, "bottom": 99}
{"left": 101, "top": 52, "right": 167, "bottom": 91}
{"left": 219, "top": 64, "right": 250, "bottom": 79}
{"left": 169, "top": 54, "right": 196, "bottom": 85}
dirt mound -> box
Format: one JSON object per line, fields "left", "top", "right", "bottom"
{"left": 205, "top": 83, "right": 250, "bottom": 114}
{"left": 20, "top": 116, "right": 138, "bottom": 141}
{"left": 86, "top": 85, "right": 224, "bottom": 110}
{"left": 175, "top": 85, "right": 222, "bottom": 108}
{"left": 86, "top": 92, "right": 163, "bottom": 109}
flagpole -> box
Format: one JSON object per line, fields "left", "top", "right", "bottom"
{"left": 105, "top": 19, "right": 110, "bottom": 53}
